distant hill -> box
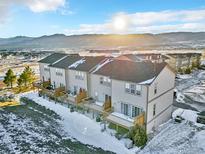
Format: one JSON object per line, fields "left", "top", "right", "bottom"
{"left": 0, "top": 32, "right": 205, "bottom": 50}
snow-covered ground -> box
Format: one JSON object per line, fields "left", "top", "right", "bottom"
{"left": 22, "top": 92, "right": 136, "bottom": 154}
{"left": 175, "top": 70, "right": 205, "bottom": 111}
{"left": 140, "top": 108, "right": 205, "bottom": 154}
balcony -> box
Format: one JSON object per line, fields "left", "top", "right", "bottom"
{"left": 106, "top": 112, "right": 145, "bottom": 129}
{"left": 82, "top": 98, "right": 112, "bottom": 115}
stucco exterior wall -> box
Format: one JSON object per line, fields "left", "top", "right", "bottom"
{"left": 50, "top": 67, "right": 66, "bottom": 88}
{"left": 146, "top": 66, "right": 175, "bottom": 133}
{"left": 90, "top": 74, "right": 111, "bottom": 102}
{"left": 39, "top": 63, "right": 50, "bottom": 81}
{"left": 148, "top": 66, "right": 175, "bottom": 101}
{"left": 67, "top": 69, "right": 88, "bottom": 92}
{"left": 111, "top": 79, "right": 148, "bottom": 113}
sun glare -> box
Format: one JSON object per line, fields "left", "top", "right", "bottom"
{"left": 113, "top": 16, "right": 127, "bottom": 31}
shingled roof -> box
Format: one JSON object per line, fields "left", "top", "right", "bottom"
{"left": 93, "top": 60, "right": 167, "bottom": 84}
{"left": 69, "top": 56, "right": 107, "bottom": 72}
{"left": 49, "top": 54, "right": 82, "bottom": 69}
{"left": 38, "top": 53, "right": 68, "bottom": 64}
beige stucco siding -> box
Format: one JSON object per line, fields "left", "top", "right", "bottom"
{"left": 90, "top": 74, "right": 111, "bottom": 102}
{"left": 148, "top": 66, "right": 175, "bottom": 101}
{"left": 111, "top": 79, "right": 147, "bottom": 113}
{"left": 50, "top": 67, "right": 66, "bottom": 88}
{"left": 39, "top": 63, "right": 50, "bottom": 81}
{"left": 146, "top": 66, "right": 175, "bottom": 133}
{"left": 146, "top": 102, "right": 172, "bottom": 133}
{"left": 68, "top": 69, "right": 88, "bottom": 92}
{"left": 147, "top": 90, "right": 173, "bottom": 124}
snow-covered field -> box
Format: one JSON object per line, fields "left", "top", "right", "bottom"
{"left": 0, "top": 95, "right": 113, "bottom": 154}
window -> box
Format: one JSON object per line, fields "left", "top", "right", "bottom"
{"left": 125, "top": 83, "right": 141, "bottom": 95}
{"left": 130, "top": 84, "right": 135, "bottom": 94}
{"left": 136, "top": 85, "right": 142, "bottom": 95}
{"left": 75, "top": 71, "right": 84, "bottom": 80}
{"left": 154, "top": 83, "right": 158, "bottom": 94}
{"left": 56, "top": 68, "right": 63, "bottom": 76}
{"left": 100, "top": 76, "right": 111, "bottom": 86}
{"left": 132, "top": 106, "right": 143, "bottom": 117}
{"left": 44, "top": 65, "right": 50, "bottom": 72}
{"left": 125, "top": 83, "right": 130, "bottom": 93}
{"left": 153, "top": 104, "right": 156, "bottom": 116}
{"left": 121, "top": 103, "right": 129, "bottom": 116}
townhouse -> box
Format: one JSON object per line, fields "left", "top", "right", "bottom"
{"left": 67, "top": 56, "right": 107, "bottom": 96}
{"left": 38, "top": 53, "right": 175, "bottom": 134}
{"left": 38, "top": 53, "right": 68, "bottom": 82}
{"left": 91, "top": 58, "right": 175, "bottom": 133}
{"left": 49, "top": 54, "right": 81, "bottom": 89}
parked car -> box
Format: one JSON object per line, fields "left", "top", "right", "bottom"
{"left": 197, "top": 111, "right": 205, "bottom": 124}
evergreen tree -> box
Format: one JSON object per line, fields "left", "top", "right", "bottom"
{"left": 3, "top": 69, "right": 16, "bottom": 88}
{"left": 19, "top": 66, "right": 35, "bottom": 86}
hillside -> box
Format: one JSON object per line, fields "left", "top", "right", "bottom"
{"left": 0, "top": 32, "right": 205, "bottom": 50}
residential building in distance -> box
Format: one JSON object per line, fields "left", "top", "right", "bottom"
{"left": 165, "top": 53, "right": 201, "bottom": 72}
{"left": 38, "top": 53, "right": 175, "bottom": 134}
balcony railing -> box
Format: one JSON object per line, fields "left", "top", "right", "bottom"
{"left": 103, "top": 99, "right": 112, "bottom": 112}
{"left": 134, "top": 112, "right": 145, "bottom": 126}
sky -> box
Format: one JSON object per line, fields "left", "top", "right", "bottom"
{"left": 0, "top": 0, "right": 205, "bottom": 38}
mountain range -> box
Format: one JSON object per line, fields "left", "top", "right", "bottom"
{"left": 0, "top": 32, "right": 205, "bottom": 50}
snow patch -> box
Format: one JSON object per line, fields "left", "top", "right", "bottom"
{"left": 92, "top": 58, "right": 113, "bottom": 73}
{"left": 69, "top": 58, "right": 85, "bottom": 68}
{"left": 138, "top": 77, "right": 156, "bottom": 85}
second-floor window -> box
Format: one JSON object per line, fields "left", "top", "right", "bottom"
{"left": 75, "top": 71, "right": 84, "bottom": 80}
{"left": 154, "top": 83, "right": 158, "bottom": 95}
{"left": 100, "top": 76, "right": 111, "bottom": 86}
{"left": 44, "top": 65, "right": 50, "bottom": 72}
{"left": 153, "top": 104, "right": 156, "bottom": 116}
{"left": 56, "top": 68, "right": 63, "bottom": 76}
{"left": 125, "top": 83, "right": 141, "bottom": 95}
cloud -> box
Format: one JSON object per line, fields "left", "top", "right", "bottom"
{"left": 0, "top": 0, "right": 66, "bottom": 24}
{"left": 24, "top": 0, "right": 66, "bottom": 13}
{"left": 64, "top": 9, "right": 205, "bottom": 35}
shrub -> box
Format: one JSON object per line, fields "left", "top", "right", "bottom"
{"left": 70, "top": 106, "right": 74, "bottom": 112}
{"left": 128, "top": 125, "right": 147, "bottom": 147}
{"left": 185, "top": 67, "right": 191, "bottom": 74}
{"left": 177, "top": 68, "right": 183, "bottom": 74}
{"left": 96, "top": 115, "right": 101, "bottom": 122}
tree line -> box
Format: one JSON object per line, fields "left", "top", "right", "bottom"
{"left": 3, "top": 66, "right": 35, "bottom": 89}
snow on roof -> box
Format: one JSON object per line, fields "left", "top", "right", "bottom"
{"left": 92, "top": 58, "right": 113, "bottom": 73}
{"left": 68, "top": 58, "right": 86, "bottom": 69}
{"left": 138, "top": 77, "right": 156, "bottom": 85}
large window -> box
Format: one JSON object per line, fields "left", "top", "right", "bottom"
{"left": 121, "top": 102, "right": 143, "bottom": 118}
{"left": 125, "top": 83, "right": 141, "bottom": 95}
{"left": 121, "top": 103, "right": 129, "bottom": 116}
{"left": 132, "top": 106, "right": 143, "bottom": 117}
